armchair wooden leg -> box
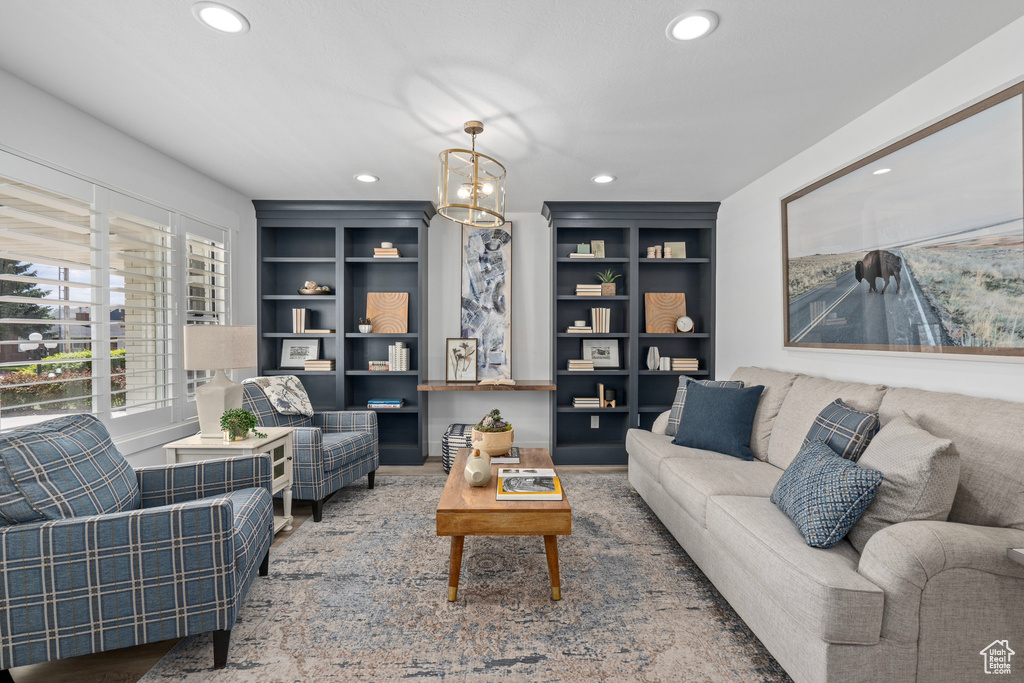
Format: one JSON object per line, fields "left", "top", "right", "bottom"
{"left": 368, "top": 470, "right": 375, "bottom": 489}
{"left": 312, "top": 498, "right": 324, "bottom": 523}
{"left": 259, "top": 550, "right": 270, "bottom": 577}
{"left": 213, "top": 629, "right": 232, "bottom": 669}
{"left": 1, "top": 668, "right": 15, "bottom": 683}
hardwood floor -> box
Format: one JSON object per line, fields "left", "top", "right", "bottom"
{"left": 6, "top": 459, "right": 624, "bottom": 682}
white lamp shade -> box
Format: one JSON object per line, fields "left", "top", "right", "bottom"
{"left": 183, "top": 325, "right": 257, "bottom": 371}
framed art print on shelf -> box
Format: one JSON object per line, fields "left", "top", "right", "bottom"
{"left": 280, "top": 338, "right": 320, "bottom": 369}
{"left": 446, "top": 338, "right": 478, "bottom": 382}
{"left": 782, "top": 81, "right": 1024, "bottom": 358}
{"left": 581, "top": 338, "right": 620, "bottom": 368}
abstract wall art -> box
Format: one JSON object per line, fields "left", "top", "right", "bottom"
{"left": 461, "top": 224, "right": 512, "bottom": 378}
{"left": 782, "top": 82, "right": 1024, "bottom": 357}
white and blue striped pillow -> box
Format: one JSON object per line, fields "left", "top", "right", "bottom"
{"left": 665, "top": 376, "right": 744, "bottom": 437}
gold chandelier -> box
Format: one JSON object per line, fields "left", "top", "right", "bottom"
{"left": 437, "top": 120, "right": 506, "bottom": 227}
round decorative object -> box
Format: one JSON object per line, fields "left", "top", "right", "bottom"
{"left": 299, "top": 288, "right": 330, "bottom": 295}
{"left": 464, "top": 448, "right": 492, "bottom": 487}
{"left": 358, "top": 324, "right": 372, "bottom": 334}
{"left": 471, "top": 428, "right": 514, "bottom": 456}
{"left": 381, "top": 242, "right": 393, "bottom": 248}
{"left": 676, "top": 316, "right": 694, "bottom": 333}
{"left": 646, "top": 346, "right": 661, "bottom": 371}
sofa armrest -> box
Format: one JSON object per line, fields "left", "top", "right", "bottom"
{"left": 858, "top": 520, "right": 1024, "bottom": 643}
{"left": 651, "top": 410, "right": 671, "bottom": 435}
{"left": 0, "top": 498, "right": 238, "bottom": 669}
{"left": 136, "top": 454, "right": 272, "bottom": 508}
{"left": 314, "top": 410, "right": 378, "bottom": 441}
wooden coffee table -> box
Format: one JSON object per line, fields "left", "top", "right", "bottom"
{"left": 436, "top": 447, "right": 572, "bottom": 602}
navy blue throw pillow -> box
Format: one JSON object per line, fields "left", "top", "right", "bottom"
{"left": 671, "top": 382, "right": 765, "bottom": 460}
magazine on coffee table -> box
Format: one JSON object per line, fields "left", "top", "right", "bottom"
{"left": 489, "top": 446, "right": 521, "bottom": 464}
{"left": 496, "top": 467, "right": 563, "bottom": 501}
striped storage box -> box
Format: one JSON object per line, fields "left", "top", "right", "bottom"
{"left": 442, "top": 423, "right": 475, "bottom": 474}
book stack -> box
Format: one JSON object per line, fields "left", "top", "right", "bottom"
{"left": 590, "top": 307, "right": 610, "bottom": 333}
{"left": 567, "top": 359, "right": 594, "bottom": 372}
{"left": 369, "top": 360, "right": 390, "bottom": 371}
{"left": 490, "top": 446, "right": 521, "bottom": 464}
{"left": 565, "top": 324, "right": 593, "bottom": 333}
{"left": 304, "top": 359, "right": 335, "bottom": 372}
{"left": 305, "top": 328, "right": 334, "bottom": 334}
{"left": 388, "top": 341, "right": 410, "bottom": 371}
{"left": 572, "top": 396, "right": 601, "bottom": 409}
{"left": 368, "top": 398, "right": 405, "bottom": 409}
{"left": 373, "top": 247, "right": 401, "bottom": 258}
{"left": 291, "top": 308, "right": 309, "bottom": 333}
{"left": 576, "top": 284, "right": 603, "bottom": 296}
{"left": 496, "top": 468, "right": 563, "bottom": 501}
{"left": 568, "top": 251, "right": 595, "bottom": 258}
{"left": 673, "top": 358, "right": 700, "bottom": 372}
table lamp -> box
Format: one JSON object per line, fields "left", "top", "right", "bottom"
{"left": 183, "top": 325, "right": 257, "bottom": 437}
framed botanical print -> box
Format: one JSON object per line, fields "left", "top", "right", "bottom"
{"left": 446, "top": 338, "right": 478, "bottom": 382}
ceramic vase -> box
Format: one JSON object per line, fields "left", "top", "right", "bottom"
{"left": 471, "top": 428, "right": 514, "bottom": 456}
{"left": 646, "top": 346, "right": 661, "bottom": 371}
{"left": 359, "top": 324, "right": 372, "bottom": 333}
{"left": 464, "top": 448, "right": 491, "bottom": 487}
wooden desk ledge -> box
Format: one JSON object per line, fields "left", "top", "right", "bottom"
{"left": 417, "top": 380, "right": 556, "bottom": 391}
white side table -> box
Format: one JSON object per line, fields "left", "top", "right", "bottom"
{"left": 163, "top": 427, "right": 294, "bottom": 534}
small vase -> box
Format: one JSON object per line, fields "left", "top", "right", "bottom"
{"left": 646, "top": 346, "right": 660, "bottom": 371}
{"left": 464, "top": 449, "right": 492, "bottom": 487}
{"left": 359, "top": 324, "right": 372, "bottom": 333}
{"left": 223, "top": 428, "right": 248, "bottom": 442}
{"left": 601, "top": 282, "right": 616, "bottom": 296}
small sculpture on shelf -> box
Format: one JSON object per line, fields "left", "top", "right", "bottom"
{"left": 298, "top": 280, "right": 331, "bottom": 295}
{"left": 358, "top": 317, "right": 373, "bottom": 334}
{"left": 596, "top": 268, "right": 621, "bottom": 296}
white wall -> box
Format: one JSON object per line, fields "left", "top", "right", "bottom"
{"left": 0, "top": 66, "right": 257, "bottom": 464}
{"left": 716, "top": 16, "right": 1024, "bottom": 402}
{"left": 426, "top": 211, "right": 551, "bottom": 454}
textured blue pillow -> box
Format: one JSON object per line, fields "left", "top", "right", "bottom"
{"left": 802, "top": 399, "right": 879, "bottom": 462}
{"left": 665, "top": 376, "right": 744, "bottom": 437}
{"left": 0, "top": 414, "right": 140, "bottom": 524}
{"left": 771, "top": 440, "right": 883, "bottom": 548}
{"left": 672, "top": 382, "right": 764, "bottom": 460}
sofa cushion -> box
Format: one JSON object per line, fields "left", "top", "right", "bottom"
{"left": 0, "top": 414, "right": 140, "bottom": 525}
{"left": 660, "top": 459, "right": 783, "bottom": 528}
{"left": 673, "top": 382, "right": 764, "bottom": 461}
{"left": 666, "top": 376, "right": 744, "bottom": 437}
{"left": 879, "top": 387, "right": 1024, "bottom": 530}
{"left": 728, "top": 367, "right": 799, "bottom": 461}
{"left": 322, "top": 431, "right": 375, "bottom": 473}
{"left": 766, "top": 375, "right": 886, "bottom": 469}
{"left": 771, "top": 440, "right": 883, "bottom": 548}
{"left": 847, "top": 414, "right": 958, "bottom": 552}
{"left": 626, "top": 429, "right": 732, "bottom": 481}
{"left": 707, "top": 495, "right": 884, "bottom": 644}
{"left": 802, "top": 399, "right": 879, "bottom": 462}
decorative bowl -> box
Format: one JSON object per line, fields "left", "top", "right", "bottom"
{"left": 471, "top": 428, "right": 514, "bottom": 456}
{"left": 298, "top": 288, "right": 330, "bottom": 295}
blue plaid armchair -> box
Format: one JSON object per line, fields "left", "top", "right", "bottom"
{"left": 242, "top": 378, "right": 378, "bottom": 522}
{"left": 0, "top": 415, "right": 273, "bottom": 675}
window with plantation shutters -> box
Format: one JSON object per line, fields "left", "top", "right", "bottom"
{"left": 185, "top": 231, "right": 228, "bottom": 398}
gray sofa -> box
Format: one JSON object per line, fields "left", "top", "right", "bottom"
{"left": 626, "top": 366, "right": 1024, "bottom": 683}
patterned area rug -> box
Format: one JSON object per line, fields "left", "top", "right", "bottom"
{"left": 140, "top": 475, "right": 791, "bottom": 682}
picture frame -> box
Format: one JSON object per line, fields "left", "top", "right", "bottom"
{"left": 280, "top": 338, "right": 320, "bottom": 368}
{"left": 461, "top": 224, "right": 512, "bottom": 379}
{"left": 591, "top": 239, "right": 606, "bottom": 259}
{"left": 782, "top": 81, "right": 1024, "bottom": 358}
{"left": 446, "top": 337, "right": 478, "bottom": 382}
{"left": 581, "top": 338, "right": 620, "bottom": 368}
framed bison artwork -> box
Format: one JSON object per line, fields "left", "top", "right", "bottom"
{"left": 782, "top": 81, "right": 1024, "bottom": 358}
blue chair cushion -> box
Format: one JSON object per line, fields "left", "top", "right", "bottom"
{"left": 666, "top": 376, "right": 744, "bottom": 437}
{"left": 322, "top": 432, "right": 375, "bottom": 472}
{"left": 672, "top": 382, "right": 764, "bottom": 461}
{"left": 192, "top": 487, "right": 273, "bottom": 577}
{"left": 0, "top": 414, "right": 141, "bottom": 525}
{"left": 771, "top": 440, "right": 883, "bottom": 548}
{"left": 802, "top": 398, "right": 879, "bottom": 462}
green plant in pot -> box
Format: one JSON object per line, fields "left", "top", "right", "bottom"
{"left": 472, "top": 408, "right": 514, "bottom": 456}
{"left": 220, "top": 408, "right": 267, "bottom": 442}
{"left": 597, "top": 268, "right": 621, "bottom": 295}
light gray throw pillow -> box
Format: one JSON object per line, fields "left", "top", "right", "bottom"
{"left": 848, "top": 413, "right": 959, "bottom": 553}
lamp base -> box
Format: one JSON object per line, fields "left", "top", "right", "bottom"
{"left": 195, "top": 370, "right": 243, "bottom": 438}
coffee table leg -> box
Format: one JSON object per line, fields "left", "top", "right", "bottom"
{"left": 543, "top": 535, "right": 561, "bottom": 600}
{"left": 448, "top": 536, "right": 465, "bottom": 602}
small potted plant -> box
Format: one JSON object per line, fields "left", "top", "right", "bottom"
{"left": 220, "top": 408, "right": 267, "bottom": 442}
{"left": 597, "top": 269, "right": 622, "bottom": 296}
{"left": 358, "top": 317, "right": 373, "bottom": 334}
{"left": 471, "top": 408, "right": 514, "bottom": 456}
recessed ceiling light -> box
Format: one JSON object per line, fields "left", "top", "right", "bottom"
{"left": 192, "top": 2, "right": 250, "bottom": 34}
{"left": 666, "top": 11, "right": 719, "bottom": 41}
{"left": 873, "top": 168, "right": 892, "bottom": 175}
{"left": 592, "top": 175, "right": 616, "bottom": 184}
{"left": 354, "top": 174, "right": 379, "bottom": 183}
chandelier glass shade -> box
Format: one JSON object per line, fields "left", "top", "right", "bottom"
{"left": 437, "top": 121, "right": 506, "bottom": 227}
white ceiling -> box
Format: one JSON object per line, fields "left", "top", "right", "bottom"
{"left": 0, "top": 1, "right": 1022, "bottom": 212}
